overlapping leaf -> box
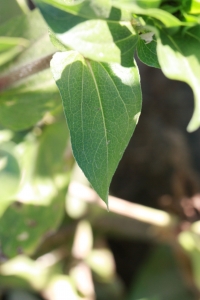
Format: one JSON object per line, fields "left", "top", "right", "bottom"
{"left": 51, "top": 51, "right": 142, "bottom": 204}
{"left": 34, "top": 0, "right": 137, "bottom": 67}
{"left": 137, "top": 36, "right": 160, "bottom": 68}
{"left": 157, "top": 25, "right": 200, "bottom": 131}
{"left": 56, "top": 20, "right": 138, "bottom": 66}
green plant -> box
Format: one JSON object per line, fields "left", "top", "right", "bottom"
{"left": 1, "top": 0, "right": 200, "bottom": 206}
{"left": 1, "top": 1, "right": 200, "bottom": 299}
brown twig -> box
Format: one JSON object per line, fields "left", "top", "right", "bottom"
{"left": 0, "top": 53, "right": 54, "bottom": 91}
{"left": 68, "top": 182, "right": 179, "bottom": 243}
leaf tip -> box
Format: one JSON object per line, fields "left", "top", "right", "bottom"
{"left": 187, "top": 112, "right": 200, "bottom": 132}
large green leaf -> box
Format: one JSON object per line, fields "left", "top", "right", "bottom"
{"left": 157, "top": 25, "right": 200, "bottom": 131}
{"left": 51, "top": 51, "right": 141, "bottom": 204}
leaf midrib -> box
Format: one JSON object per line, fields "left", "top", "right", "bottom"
{"left": 86, "top": 59, "right": 108, "bottom": 184}
{"left": 98, "top": 62, "right": 130, "bottom": 138}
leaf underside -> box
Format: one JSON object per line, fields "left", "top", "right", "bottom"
{"left": 51, "top": 51, "right": 142, "bottom": 204}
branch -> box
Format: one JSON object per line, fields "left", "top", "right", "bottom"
{"left": 68, "top": 182, "right": 179, "bottom": 243}
{"left": 0, "top": 53, "right": 54, "bottom": 91}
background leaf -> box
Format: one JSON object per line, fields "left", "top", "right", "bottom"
{"left": 0, "top": 9, "right": 55, "bottom": 74}
{"left": 34, "top": 1, "right": 137, "bottom": 66}
{"left": 0, "top": 122, "right": 69, "bottom": 258}
{"left": 188, "top": 0, "right": 200, "bottom": 14}
{"left": 0, "top": 192, "right": 65, "bottom": 258}
{"left": 51, "top": 51, "right": 142, "bottom": 204}
{"left": 111, "top": 0, "right": 182, "bottom": 28}
{"left": 137, "top": 36, "right": 160, "bottom": 68}
{"left": 0, "top": 37, "right": 29, "bottom": 67}
{"left": 0, "top": 9, "right": 61, "bottom": 131}
{"left": 0, "top": 0, "right": 24, "bottom": 26}
{"left": 157, "top": 25, "right": 200, "bottom": 131}
{"left": 0, "top": 71, "right": 60, "bottom": 131}
{"left": 35, "top": 119, "right": 70, "bottom": 177}
{"left": 134, "top": 0, "right": 161, "bottom": 9}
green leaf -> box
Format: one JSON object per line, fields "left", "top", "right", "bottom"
{"left": 49, "top": 30, "right": 70, "bottom": 52}
{"left": 0, "top": 37, "right": 29, "bottom": 66}
{"left": 0, "top": 71, "right": 61, "bottom": 131}
{"left": 34, "top": 0, "right": 86, "bottom": 34}
{"left": 111, "top": 0, "right": 182, "bottom": 28}
{"left": 0, "top": 9, "right": 55, "bottom": 74}
{"left": 157, "top": 25, "right": 200, "bottom": 131}
{"left": 0, "top": 9, "right": 61, "bottom": 131}
{"left": 182, "top": 11, "right": 200, "bottom": 25}
{"left": 134, "top": 0, "right": 161, "bottom": 9}
{"left": 0, "top": 129, "right": 68, "bottom": 258}
{"left": 56, "top": 20, "right": 138, "bottom": 66}
{"left": 34, "top": 1, "right": 136, "bottom": 66}
{"left": 35, "top": 120, "right": 69, "bottom": 178}
{"left": 137, "top": 35, "right": 160, "bottom": 68}
{"left": 189, "top": 0, "right": 200, "bottom": 14}
{"left": 0, "top": 191, "right": 65, "bottom": 257}
{"left": 51, "top": 51, "right": 142, "bottom": 204}
{"left": 0, "top": 0, "right": 24, "bottom": 26}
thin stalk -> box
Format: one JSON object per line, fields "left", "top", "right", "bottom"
{"left": 0, "top": 53, "right": 54, "bottom": 91}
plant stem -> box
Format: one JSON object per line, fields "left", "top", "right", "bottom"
{"left": 0, "top": 53, "right": 54, "bottom": 91}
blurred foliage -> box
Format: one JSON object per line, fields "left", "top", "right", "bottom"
{"left": 127, "top": 245, "right": 195, "bottom": 300}
{"left": 1, "top": 0, "right": 200, "bottom": 300}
